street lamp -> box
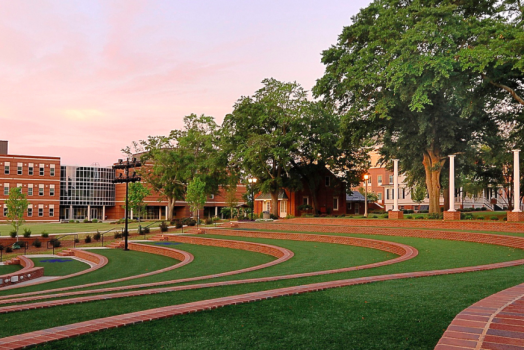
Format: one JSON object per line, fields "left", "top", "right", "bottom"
{"left": 113, "top": 158, "right": 141, "bottom": 251}
{"left": 363, "top": 174, "right": 369, "bottom": 218}
{"left": 248, "top": 177, "right": 257, "bottom": 220}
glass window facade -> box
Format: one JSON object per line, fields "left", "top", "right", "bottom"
{"left": 60, "top": 166, "right": 115, "bottom": 207}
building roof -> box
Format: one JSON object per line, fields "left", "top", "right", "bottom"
{"left": 255, "top": 191, "right": 289, "bottom": 201}
{"left": 346, "top": 191, "right": 366, "bottom": 202}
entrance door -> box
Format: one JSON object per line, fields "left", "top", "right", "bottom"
{"left": 91, "top": 208, "right": 98, "bottom": 220}
{"left": 280, "top": 200, "right": 287, "bottom": 217}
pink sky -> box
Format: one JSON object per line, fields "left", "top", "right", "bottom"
{"left": 1, "top": 0, "right": 372, "bottom": 166}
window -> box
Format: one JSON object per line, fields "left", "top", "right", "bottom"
{"left": 50, "top": 165, "right": 55, "bottom": 177}
{"left": 378, "top": 192, "right": 382, "bottom": 201}
{"left": 303, "top": 196, "right": 309, "bottom": 205}
{"left": 333, "top": 197, "right": 339, "bottom": 211}
{"left": 4, "top": 163, "right": 9, "bottom": 175}
{"left": 392, "top": 188, "right": 395, "bottom": 199}
{"left": 3, "top": 184, "right": 8, "bottom": 196}
{"left": 401, "top": 188, "right": 405, "bottom": 199}
{"left": 38, "top": 208, "right": 43, "bottom": 217}
{"left": 39, "top": 185, "right": 44, "bottom": 196}
{"left": 39, "top": 165, "right": 44, "bottom": 176}
{"left": 17, "top": 163, "right": 22, "bottom": 175}
{"left": 367, "top": 176, "right": 372, "bottom": 185}
{"left": 28, "top": 164, "right": 33, "bottom": 176}
{"left": 264, "top": 201, "right": 270, "bottom": 211}
{"left": 325, "top": 176, "right": 330, "bottom": 186}
{"left": 50, "top": 185, "right": 55, "bottom": 196}
{"left": 414, "top": 205, "right": 419, "bottom": 211}
{"left": 3, "top": 207, "right": 7, "bottom": 216}
{"left": 386, "top": 189, "right": 390, "bottom": 200}
{"left": 209, "top": 194, "right": 214, "bottom": 199}
{"left": 27, "top": 207, "right": 33, "bottom": 217}
{"left": 49, "top": 208, "right": 54, "bottom": 217}
{"left": 28, "top": 185, "right": 33, "bottom": 196}
{"left": 389, "top": 175, "right": 393, "bottom": 183}
{"left": 378, "top": 175, "right": 382, "bottom": 184}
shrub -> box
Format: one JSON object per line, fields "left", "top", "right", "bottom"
{"left": 372, "top": 215, "right": 378, "bottom": 218}
{"left": 92, "top": 218, "right": 98, "bottom": 223}
{"left": 5, "top": 247, "right": 13, "bottom": 253}
{"left": 18, "top": 241, "right": 27, "bottom": 248}
{"left": 23, "top": 228, "right": 32, "bottom": 238}
{"left": 114, "top": 232, "right": 123, "bottom": 239}
{"left": 297, "top": 204, "right": 313, "bottom": 211}
{"left": 32, "top": 239, "right": 41, "bottom": 248}
{"left": 462, "top": 213, "right": 474, "bottom": 220}
{"left": 187, "top": 219, "right": 196, "bottom": 226}
{"left": 406, "top": 216, "right": 413, "bottom": 219}
{"left": 9, "top": 230, "right": 17, "bottom": 238}
{"left": 84, "top": 235, "right": 92, "bottom": 244}
{"left": 75, "top": 220, "right": 80, "bottom": 223}
{"left": 83, "top": 219, "right": 89, "bottom": 223}
{"left": 94, "top": 231, "right": 101, "bottom": 241}
{"left": 160, "top": 221, "right": 169, "bottom": 232}
{"left": 175, "top": 222, "right": 183, "bottom": 229}
{"left": 143, "top": 226, "right": 150, "bottom": 234}
{"left": 74, "top": 238, "right": 80, "bottom": 244}
{"left": 41, "top": 231, "right": 49, "bottom": 238}
{"left": 477, "top": 216, "right": 485, "bottom": 220}
{"left": 69, "top": 220, "right": 75, "bottom": 223}
{"left": 428, "top": 213, "right": 443, "bottom": 220}
{"left": 50, "top": 238, "right": 61, "bottom": 248}
{"left": 205, "top": 218, "right": 213, "bottom": 225}
{"left": 490, "top": 216, "right": 499, "bottom": 221}
{"left": 415, "top": 215, "right": 425, "bottom": 219}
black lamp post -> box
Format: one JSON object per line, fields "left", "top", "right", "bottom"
{"left": 248, "top": 177, "right": 257, "bottom": 220}
{"left": 112, "top": 158, "right": 141, "bottom": 251}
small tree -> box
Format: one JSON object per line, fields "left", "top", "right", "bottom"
{"left": 128, "top": 182, "right": 151, "bottom": 232}
{"left": 186, "top": 177, "right": 207, "bottom": 230}
{"left": 411, "top": 185, "right": 426, "bottom": 209}
{"left": 224, "top": 186, "right": 239, "bottom": 222}
{"left": 5, "top": 188, "right": 29, "bottom": 242}
{"left": 358, "top": 187, "right": 378, "bottom": 203}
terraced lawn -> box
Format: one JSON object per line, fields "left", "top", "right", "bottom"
{"left": 0, "top": 265, "right": 20, "bottom": 274}
{"left": 30, "top": 257, "right": 90, "bottom": 276}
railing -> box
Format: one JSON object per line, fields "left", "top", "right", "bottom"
{"left": 46, "top": 234, "right": 79, "bottom": 255}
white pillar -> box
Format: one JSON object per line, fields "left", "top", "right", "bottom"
{"left": 448, "top": 155, "right": 456, "bottom": 212}
{"left": 69, "top": 205, "right": 73, "bottom": 220}
{"left": 513, "top": 150, "right": 521, "bottom": 212}
{"left": 393, "top": 159, "right": 399, "bottom": 211}
{"left": 87, "top": 205, "right": 91, "bottom": 221}
{"left": 130, "top": 209, "right": 133, "bottom": 220}
{"left": 159, "top": 207, "right": 161, "bottom": 220}
{"left": 102, "top": 205, "right": 106, "bottom": 221}
{"left": 215, "top": 206, "right": 218, "bottom": 216}
{"left": 165, "top": 206, "right": 168, "bottom": 220}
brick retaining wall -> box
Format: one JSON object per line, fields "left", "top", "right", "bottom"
{"left": 0, "top": 256, "right": 44, "bottom": 288}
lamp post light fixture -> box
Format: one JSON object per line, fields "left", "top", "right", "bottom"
{"left": 363, "top": 174, "right": 369, "bottom": 218}
{"left": 112, "top": 158, "right": 142, "bottom": 251}
{"left": 247, "top": 177, "right": 257, "bottom": 220}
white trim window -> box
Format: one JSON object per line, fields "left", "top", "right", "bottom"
{"left": 50, "top": 185, "right": 55, "bottom": 196}
{"left": 27, "top": 205, "right": 33, "bottom": 217}
{"left": 378, "top": 175, "right": 382, "bottom": 184}
{"left": 303, "top": 196, "right": 309, "bottom": 205}
{"left": 389, "top": 175, "right": 393, "bottom": 183}
{"left": 38, "top": 205, "right": 44, "bottom": 217}
{"left": 39, "top": 184, "right": 44, "bottom": 196}
{"left": 50, "top": 164, "right": 55, "bottom": 176}
{"left": 49, "top": 205, "right": 54, "bottom": 217}
{"left": 39, "top": 164, "right": 45, "bottom": 176}
{"left": 4, "top": 162, "right": 10, "bottom": 175}
{"left": 333, "top": 197, "right": 339, "bottom": 211}
{"left": 28, "top": 163, "right": 34, "bottom": 176}
{"left": 3, "top": 183, "right": 9, "bottom": 196}
{"left": 28, "top": 184, "right": 33, "bottom": 196}
{"left": 17, "top": 163, "right": 22, "bottom": 175}
{"left": 3, "top": 205, "right": 7, "bottom": 216}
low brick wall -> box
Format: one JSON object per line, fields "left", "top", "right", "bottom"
{"left": 128, "top": 242, "right": 188, "bottom": 262}
{"left": 0, "top": 256, "right": 44, "bottom": 288}
{"left": 235, "top": 221, "right": 524, "bottom": 251}
{"left": 214, "top": 229, "right": 410, "bottom": 257}
{"left": 169, "top": 235, "right": 288, "bottom": 259}
{"left": 281, "top": 217, "right": 524, "bottom": 233}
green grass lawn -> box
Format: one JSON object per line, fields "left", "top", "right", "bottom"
{"left": 0, "top": 233, "right": 523, "bottom": 340}
{"left": 30, "top": 258, "right": 90, "bottom": 276}
{"left": 0, "top": 221, "right": 161, "bottom": 236}
{"left": 0, "top": 265, "right": 21, "bottom": 275}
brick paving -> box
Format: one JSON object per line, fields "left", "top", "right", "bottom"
{"left": 1, "top": 221, "right": 524, "bottom": 348}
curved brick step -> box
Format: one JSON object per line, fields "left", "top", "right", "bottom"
{"left": 0, "top": 256, "right": 44, "bottom": 288}
{"left": 0, "top": 243, "right": 193, "bottom": 302}
{"left": 0, "top": 250, "right": 107, "bottom": 291}
{"left": 435, "top": 283, "right": 524, "bottom": 350}
{"left": 0, "top": 234, "right": 413, "bottom": 312}
{"left": 5, "top": 256, "right": 524, "bottom": 349}
{"left": 0, "top": 238, "right": 291, "bottom": 305}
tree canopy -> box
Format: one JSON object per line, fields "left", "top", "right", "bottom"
{"left": 313, "top": 0, "right": 521, "bottom": 213}
{"left": 5, "top": 187, "right": 29, "bottom": 241}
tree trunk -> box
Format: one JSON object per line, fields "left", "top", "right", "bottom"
{"left": 167, "top": 198, "right": 175, "bottom": 222}
{"left": 423, "top": 150, "right": 445, "bottom": 214}
{"left": 443, "top": 186, "right": 450, "bottom": 211}
{"left": 270, "top": 191, "right": 279, "bottom": 218}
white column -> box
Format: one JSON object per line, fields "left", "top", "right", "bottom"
{"left": 87, "top": 205, "right": 91, "bottom": 221}
{"left": 448, "top": 155, "right": 456, "bottom": 212}
{"left": 159, "top": 207, "right": 161, "bottom": 220}
{"left": 130, "top": 209, "right": 133, "bottom": 220}
{"left": 393, "top": 159, "right": 399, "bottom": 211}
{"left": 513, "top": 150, "right": 521, "bottom": 212}
{"left": 69, "top": 205, "right": 73, "bottom": 220}
{"left": 102, "top": 205, "right": 106, "bottom": 221}
{"left": 215, "top": 206, "right": 218, "bottom": 216}
{"left": 165, "top": 206, "right": 168, "bottom": 220}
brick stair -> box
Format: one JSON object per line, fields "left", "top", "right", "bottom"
{"left": 3, "top": 258, "right": 20, "bottom": 266}
{"left": 108, "top": 241, "right": 125, "bottom": 249}
{"left": 56, "top": 249, "right": 74, "bottom": 257}
{"left": 150, "top": 234, "right": 167, "bottom": 241}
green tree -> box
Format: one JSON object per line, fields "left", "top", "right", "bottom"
{"left": 411, "top": 185, "right": 427, "bottom": 206}
{"left": 128, "top": 182, "right": 151, "bottom": 228}
{"left": 358, "top": 187, "right": 378, "bottom": 203}
{"left": 224, "top": 186, "right": 239, "bottom": 221}
{"left": 186, "top": 177, "right": 207, "bottom": 229}
{"left": 126, "top": 114, "right": 226, "bottom": 221}
{"left": 5, "top": 187, "right": 29, "bottom": 242}
{"left": 314, "top": 0, "right": 508, "bottom": 214}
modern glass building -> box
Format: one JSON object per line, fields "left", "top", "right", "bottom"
{"left": 59, "top": 166, "right": 115, "bottom": 220}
